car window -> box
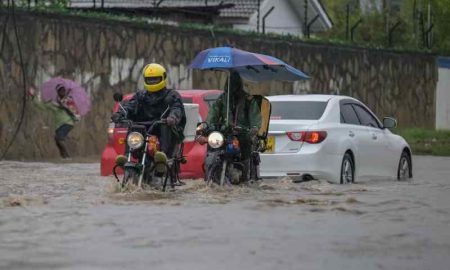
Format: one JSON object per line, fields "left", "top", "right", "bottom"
{"left": 340, "top": 104, "right": 360, "bottom": 125}
{"left": 203, "top": 93, "right": 221, "bottom": 108}
{"left": 352, "top": 104, "right": 381, "bottom": 128}
{"left": 270, "top": 101, "right": 328, "bottom": 120}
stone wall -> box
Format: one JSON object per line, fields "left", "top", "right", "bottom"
{"left": 0, "top": 10, "right": 438, "bottom": 160}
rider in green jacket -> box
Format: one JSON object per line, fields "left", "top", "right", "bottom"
{"left": 205, "top": 71, "right": 262, "bottom": 181}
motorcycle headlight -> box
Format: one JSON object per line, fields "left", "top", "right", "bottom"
{"left": 208, "top": 131, "right": 224, "bottom": 149}
{"left": 127, "top": 132, "right": 144, "bottom": 149}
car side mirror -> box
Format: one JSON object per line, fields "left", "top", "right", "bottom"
{"left": 383, "top": 117, "right": 397, "bottom": 129}
{"left": 113, "top": 93, "right": 123, "bottom": 102}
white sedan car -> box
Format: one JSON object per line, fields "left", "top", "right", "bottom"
{"left": 260, "top": 95, "right": 413, "bottom": 184}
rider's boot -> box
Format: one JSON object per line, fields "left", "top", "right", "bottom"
{"left": 240, "top": 159, "right": 251, "bottom": 183}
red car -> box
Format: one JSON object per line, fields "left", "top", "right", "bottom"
{"left": 100, "top": 89, "right": 222, "bottom": 179}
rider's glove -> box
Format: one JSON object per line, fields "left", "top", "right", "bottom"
{"left": 196, "top": 122, "right": 207, "bottom": 135}
{"left": 166, "top": 116, "right": 177, "bottom": 127}
{"left": 196, "top": 135, "right": 208, "bottom": 145}
{"left": 111, "top": 113, "right": 122, "bottom": 123}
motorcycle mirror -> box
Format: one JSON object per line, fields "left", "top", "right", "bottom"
{"left": 113, "top": 93, "right": 123, "bottom": 102}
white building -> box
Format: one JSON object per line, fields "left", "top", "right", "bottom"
{"left": 233, "top": 0, "right": 332, "bottom": 37}
{"left": 436, "top": 57, "right": 450, "bottom": 130}
{"left": 70, "top": 0, "right": 333, "bottom": 37}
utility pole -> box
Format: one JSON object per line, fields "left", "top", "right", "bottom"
{"left": 427, "top": 0, "right": 431, "bottom": 48}
{"left": 262, "top": 6, "right": 275, "bottom": 34}
{"left": 304, "top": 0, "right": 308, "bottom": 37}
{"left": 388, "top": 21, "right": 401, "bottom": 47}
{"left": 346, "top": 4, "right": 349, "bottom": 40}
{"left": 257, "top": 0, "right": 261, "bottom": 33}
{"left": 383, "top": 0, "right": 388, "bottom": 34}
{"left": 306, "top": 15, "right": 320, "bottom": 38}
{"left": 350, "top": 18, "right": 362, "bottom": 42}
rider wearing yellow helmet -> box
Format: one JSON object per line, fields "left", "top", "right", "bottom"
{"left": 112, "top": 63, "right": 186, "bottom": 158}
{"left": 143, "top": 63, "right": 167, "bottom": 93}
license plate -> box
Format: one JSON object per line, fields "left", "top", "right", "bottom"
{"left": 265, "top": 136, "right": 275, "bottom": 153}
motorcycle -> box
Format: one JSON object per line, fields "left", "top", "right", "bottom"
{"left": 112, "top": 94, "right": 185, "bottom": 192}
{"left": 197, "top": 123, "right": 260, "bottom": 186}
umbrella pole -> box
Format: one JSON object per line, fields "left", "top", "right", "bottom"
{"left": 226, "top": 71, "right": 230, "bottom": 126}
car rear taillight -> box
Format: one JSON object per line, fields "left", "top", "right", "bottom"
{"left": 286, "top": 132, "right": 304, "bottom": 141}
{"left": 107, "top": 123, "right": 115, "bottom": 142}
{"left": 287, "top": 131, "right": 327, "bottom": 144}
{"left": 304, "top": 131, "right": 327, "bottom": 143}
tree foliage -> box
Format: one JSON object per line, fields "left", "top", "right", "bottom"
{"left": 320, "top": 0, "right": 450, "bottom": 54}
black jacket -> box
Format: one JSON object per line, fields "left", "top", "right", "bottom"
{"left": 120, "top": 89, "right": 186, "bottom": 130}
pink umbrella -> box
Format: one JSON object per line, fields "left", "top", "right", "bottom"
{"left": 40, "top": 77, "right": 91, "bottom": 116}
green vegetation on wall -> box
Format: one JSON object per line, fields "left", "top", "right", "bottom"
{"left": 1, "top": 0, "right": 447, "bottom": 55}
{"left": 321, "top": 0, "right": 450, "bottom": 55}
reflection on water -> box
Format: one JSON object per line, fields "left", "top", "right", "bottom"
{"left": 1, "top": 157, "right": 450, "bottom": 270}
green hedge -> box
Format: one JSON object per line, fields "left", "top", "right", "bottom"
{"left": 394, "top": 128, "right": 450, "bottom": 156}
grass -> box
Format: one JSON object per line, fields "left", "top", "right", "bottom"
{"left": 394, "top": 128, "right": 450, "bottom": 156}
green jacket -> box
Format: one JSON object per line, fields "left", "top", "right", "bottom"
{"left": 32, "top": 97, "right": 75, "bottom": 129}
{"left": 206, "top": 92, "right": 261, "bottom": 130}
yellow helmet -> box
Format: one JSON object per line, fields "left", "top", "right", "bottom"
{"left": 142, "top": 63, "right": 167, "bottom": 92}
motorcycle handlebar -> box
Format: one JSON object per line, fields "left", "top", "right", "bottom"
{"left": 231, "top": 125, "right": 249, "bottom": 133}
{"left": 114, "top": 119, "right": 166, "bottom": 125}
{"left": 114, "top": 119, "right": 167, "bottom": 134}
{"left": 199, "top": 124, "right": 249, "bottom": 135}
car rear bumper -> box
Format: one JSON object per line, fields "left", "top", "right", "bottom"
{"left": 260, "top": 151, "right": 341, "bottom": 182}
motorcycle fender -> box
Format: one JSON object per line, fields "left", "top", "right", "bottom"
{"left": 124, "top": 162, "right": 142, "bottom": 172}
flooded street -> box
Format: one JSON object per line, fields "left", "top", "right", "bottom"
{"left": 1, "top": 156, "right": 450, "bottom": 270}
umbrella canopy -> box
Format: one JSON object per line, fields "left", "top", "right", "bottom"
{"left": 40, "top": 77, "right": 91, "bottom": 116}
{"left": 189, "top": 46, "right": 309, "bottom": 81}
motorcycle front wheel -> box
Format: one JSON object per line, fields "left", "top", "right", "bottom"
{"left": 122, "top": 168, "right": 138, "bottom": 188}
{"left": 206, "top": 162, "right": 227, "bottom": 186}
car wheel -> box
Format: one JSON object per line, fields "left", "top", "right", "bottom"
{"left": 397, "top": 151, "right": 412, "bottom": 180}
{"left": 340, "top": 153, "right": 354, "bottom": 184}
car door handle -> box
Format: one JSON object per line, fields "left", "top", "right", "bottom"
{"left": 349, "top": 131, "right": 355, "bottom": 138}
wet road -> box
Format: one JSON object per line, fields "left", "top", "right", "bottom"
{"left": 1, "top": 155, "right": 450, "bottom": 270}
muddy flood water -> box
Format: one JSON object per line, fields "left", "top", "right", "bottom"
{"left": 1, "top": 155, "right": 450, "bottom": 270}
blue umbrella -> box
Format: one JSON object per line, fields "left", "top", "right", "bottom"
{"left": 190, "top": 46, "right": 309, "bottom": 124}
{"left": 189, "top": 46, "right": 309, "bottom": 82}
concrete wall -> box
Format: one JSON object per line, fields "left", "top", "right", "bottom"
{"left": 0, "top": 10, "right": 438, "bottom": 160}
{"left": 436, "top": 58, "right": 450, "bottom": 130}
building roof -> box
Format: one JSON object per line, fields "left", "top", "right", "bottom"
{"left": 70, "top": 0, "right": 260, "bottom": 19}
{"left": 70, "top": 0, "right": 332, "bottom": 32}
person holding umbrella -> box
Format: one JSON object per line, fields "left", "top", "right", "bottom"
{"left": 29, "top": 85, "right": 79, "bottom": 159}
{"left": 191, "top": 46, "right": 309, "bottom": 183}
{"left": 28, "top": 79, "right": 90, "bottom": 159}
{"left": 199, "top": 71, "right": 262, "bottom": 182}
